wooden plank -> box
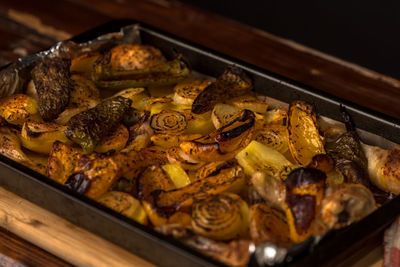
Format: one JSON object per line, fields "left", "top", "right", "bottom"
{"left": 68, "top": 0, "right": 400, "bottom": 120}
{"left": 0, "top": 187, "right": 154, "bottom": 267}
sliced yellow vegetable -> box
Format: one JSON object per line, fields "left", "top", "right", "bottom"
{"left": 162, "top": 164, "right": 192, "bottom": 188}
{"left": 236, "top": 140, "right": 295, "bottom": 179}
{"left": 0, "top": 94, "right": 41, "bottom": 125}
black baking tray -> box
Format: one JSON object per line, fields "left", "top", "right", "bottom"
{"left": 0, "top": 19, "right": 399, "bottom": 267}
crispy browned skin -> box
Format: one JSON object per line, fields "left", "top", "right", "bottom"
{"left": 0, "top": 94, "right": 40, "bottom": 125}
{"left": 31, "top": 57, "right": 72, "bottom": 121}
{"left": 250, "top": 203, "right": 292, "bottom": 246}
{"left": 284, "top": 167, "right": 326, "bottom": 243}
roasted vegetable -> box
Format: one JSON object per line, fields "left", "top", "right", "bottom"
{"left": 0, "top": 127, "right": 46, "bottom": 174}
{"left": 153, "top": 165, "right": 245, "bottom": 213}
{"left": 70, "top": 52, "right": 101, "bottom": 77}
{"left": 251, "top": 172, "right": 285, "bottom": 210}
{"left": 192, "top": 66, "right": 253, "bottom": 114}
{"left": 363, "top": 144, "right": 400, "bottom": 194}
{"left": 211, "top": 103, "right": 240, "bottom": 129}
{"left": 191, "top": 193, "right": 249, "bottom": 240}
{"left": 254, "top": 124, "right": 290, "bottom": 156}
{"left": 288, "top": 101, "right": 325, "bottom": 166}
{"left": 284, "top": 167, "right": 326, "bottom": 242}
{"left": 185, "top": 110, "right": 215, "bottom": 136}
{"left": 156, "top": 225, "right": 251, "bottom": 267}
{"left": 65, "top": 96, "right": 132, "bottom": 153}
{"left": 236, "top": 141, "right": 294, "bottom": 179}
{"left": 180, "top": 109, "right": 255, "bottom": 162}
{"left": 20, "top": 121, "right": 71, "bottom": 154}
{"left": 98, "top": 191, "right": 147, "bottom": 224}
{"left": 162, "top": 164, "right": 192, "bottom": 188}
{"left": 249, "top": 203, "right": 291, "bottom": 246}
{"left": 227, "top": 95, "right": 268, "bottom": 114}
{"left": 195, "top": 160, "right": 237, "bottom": 180}
{"left": 94, "top": 124, "right": 129, "bottom": 153}
{"left": 0, "top": 94, "right": 40, "bottom": 125}
{"left": 151, "top": 133, "right": 201, "bottom": 149}
{"left": 318, "top": 184, "right": 375, "bottom": 231}
{"left": 166, "top": 146, "right": 205, "bottom": 171}
{"left": 93, "top": 45, "right": 190, "bottom": 90}
{"left": 31, "top": 57, "right": 72, "bottom": 121}
{"left": 150, "top": 110, "right": 187, "bottom": 134}
{"left": 173, "top": 79, "right": 212, "bottom": 105}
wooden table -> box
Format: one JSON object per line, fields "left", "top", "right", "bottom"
{"left": 0, "top": 0, "right": 396, "bottom": 266}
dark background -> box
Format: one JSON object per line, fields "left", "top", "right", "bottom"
{"left": 184, "top": 0, "right": 400, "bottom": 79}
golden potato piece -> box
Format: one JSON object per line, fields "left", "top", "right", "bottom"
{"left": 98, "top": 191, "right": 147, "bottom": 224}
{"left": 288, "top": 101, "right": 325, "bottom": 165}
{"left": 173, "top": 79, "right": 211, "bottom": 105}
{"left": 70, "top": 52, "right": 101, "bottom": 77}
{"left": 151, "top": 133, "right": 201, "bottom": 149}
{"left": 211, "top": 103, "right": 240, "bottom": 129}
{"left": 20, "top": 121, "right": 71, "bottom": 154}
{"left": 0, "top": 94, "right": 40, "bottom": 125}
{"left": 162, "top": 164, "right": 191, "bottom": 188}
{"left": 94, "top": 124, "right": 129, "bottom": 153}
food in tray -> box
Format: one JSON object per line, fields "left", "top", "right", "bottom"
{"left": 0, "top": 42, "right": 399, "bottom": 266}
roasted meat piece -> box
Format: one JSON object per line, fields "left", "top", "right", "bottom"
{"left": 31, "top": 57, "right": 72, "bottom": 121}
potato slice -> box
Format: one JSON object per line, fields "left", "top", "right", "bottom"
{"left": 173, "top": 79, "right": 211, "bottom": 105}
{"left": 20, "top": 121, "right": 71, "bottom": 154}
{"left": 151, "top": 133, "right": 201, "bottom": 149}
{"left": 236, "top": 141, "right": 295, "bottom": 179}
{"left": 153, "top": 165, "right": 245, "bottom": 211}
{"left": 227, "top": 95, "right": 268, "bottom": 114}
{"left": 288, "top": 101, "right": 325, "bottom": 165}
{"left": 211, "top": 103, "right": 240, "bottom": 129}
{"left": 254, "top": 124, "right": 290, "bottom": 155}
{"left": 0, "top": 94, "right": 40, "bottom": 125}
{"left": 249, "top": 203, "right": 291, "bottom": 246}
{"left": 70, "top": 52, "right": 101, "bottom": 77}
{"left": 98, "top": 191, "right": 147, "bottom": 224}
{"left": 94, "top": 124, "right": 129, "bottom": 153}
{"left": 162, "top": 164, "right": 191, "bottom": 188}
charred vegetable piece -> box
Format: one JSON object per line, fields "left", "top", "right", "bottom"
{"left": 195, "top": 160, "right": 237, "bottom": 180}
{"left": 0, "top": 127, "right": 46, "bottom": 174}
{"left": 319, "top": 184, "right": 375, "bottom": 231}
{"left": 20, "top": 121, "right": 71, "bottom": 154}
{"left": 65, "top": 96, "right": 131, "bottom": 153}
{"left": 173, "top": 79, "right": 212, "bottom": 105}
{"left": 284, "top": 167, "right": 326, "bottom": 243}
{"left": 251, "top": 172, "right": 285, "bottom": 210}
{"left": 211, "top": 103, "right": 240, "bottom": 129}
{"left": 0, "top": 94, "right": 40, "bottom": 125}
{"left": 227, "top": 95, "right": 269, "bottom": 114}
{"left": 307, "top": 154, "right": 335, "bottom": 174}
{"left": 94, "top": 124, "right": 129, "bottom": 153}
{"left": 166, "top": 146, "right": 205, "bottom": 171}
{"left": 31, "top": 57, "right": 72, "bottom": 121}
{"left": 93, "top": 47, "right": 190, "bottom": 90}
{"left": 150, "top": 110, "right": 187, "bottom": 134}
{"left": 236, "top": 141, "right": 294, "bottom": 179}
{"left": 192, "top": 66, "right": 253, "bottom": 114}
{"left": 249, "top": 203, "right": 292, "bottom": 246}
{"left": 153, "top": 165, "right": 245, "bottom": 213}
{"left": 191, "top": 193, "right": 249, "bottom": 241}
{"left": 98, "top": 191, "right": 147, "bottom": 224}
{"left": 180, "top": 109, "right": 255, "bottom": 162}
{"left": 288, "top": 101, "right": 325, "bottom": 166}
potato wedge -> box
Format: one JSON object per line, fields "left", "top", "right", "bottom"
{"left": 94, "top": 124, "right": 129, "bottom": 153}
{"left": 98, "top": 191, "right": 147, "bottom": 224}
{"left": 0, "top": 94, "right": 40, "bottom": 125}
{"left": 227, "top": 95, "right": 268, "bottom": 114}
{"left": 70, "top": 52, "right": 101, "bottom": 77}
{"left": 254, "top": 124, "right": 290, "bottom": 155}
{"left": 20, "top": 121, "right": 71, "bottom": 154}
{"left": 173, "top": 79, "right": 211, "bottom": 105}
{"left": 162, "top": 164, "right": 192, "bottom": 188}
{"left": 249, "top": 203, "right": 291, "bottom": 246}
{"left": 236, "top": 141, "right": 295, "bottom": 179}
{"left": 288, "top": 101, "right": 325, "bottom": 165}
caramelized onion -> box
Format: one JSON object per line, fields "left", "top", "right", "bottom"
{"left": 192, "top": 193, "right": 249, "bottom": 240}
{"left": 150, "top": 110, "right": 187, "bottom": 134}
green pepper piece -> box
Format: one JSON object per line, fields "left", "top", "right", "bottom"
{"left": 65, "top": 96, "right": 131, "bottom": 153}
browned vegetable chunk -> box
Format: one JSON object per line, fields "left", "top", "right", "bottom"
{"left": 31, "top": 57, "right": 72, "bottom": 121}
{"left": 249, "top": 203, "right": 292, "bottom": 246}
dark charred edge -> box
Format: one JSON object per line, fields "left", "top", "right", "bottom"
{"left": 150, "top": 189, "right": 178, "bottom": 218}
{"left": 286, "top": 194, "right": 316, "bottom": 235}
{"left": 207, "top": 160, "right": 237, "bottom": 178}
{"left": 307, "top": 154, "right": 335, "bottom": 173}
{"left": 191, "top": 82, "right": 218, "bottom": 114}
{"left": 64, "top": 171, "right": 91, "bottom": 195}
{"left": 289, "top": 100, "right": 316, "bottom": 117}
{"left": 340, "top": 104, "right": 356, "bottom": 132}
{"left": 25, "top": 125, "right": 45, "bottom": 138}
{"left": 0, "top": 116, "right": 22, "bottom": 131}
{"left": 215, "top": 111, "right": 255, "bottom": 142}
{"left": 284, "top": 167, "right": 326, "bottom": 191}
